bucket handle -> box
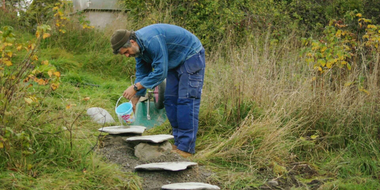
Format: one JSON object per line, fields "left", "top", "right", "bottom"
{"left": 115, "top": 96, "right": 126, "bottom": 112}
{"left": 115, "top": 96, "right": 129, "bottom": 126}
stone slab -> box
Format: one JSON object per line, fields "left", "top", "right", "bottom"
{"left": 161, "top": 182, "right": 220, "bottom": 190}
{"left": 98, "top": 125, "right": 146, "bottom": 135}
{"left": 126, "top": 134, "right": 174, "bottom": 143}
{"left": 134, "top": 162, "right": 197, "bottom": 171}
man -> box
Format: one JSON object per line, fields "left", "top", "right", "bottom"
{"left": 110, "top": 24, "right": 205, "bottom": 157}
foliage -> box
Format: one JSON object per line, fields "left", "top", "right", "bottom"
{"left": 0, "top": 11, "right": 139, "bottom": 189}
{"left": 283, "top": 0, "right": 380, "bottom": 34}
{"left": 19, "top": 0, "right": 61, "bottom": 28}
{"left": 122, "top": 0, "right": 293, "bottom": 50}
{"left": 363, "top": 0, "right": 380, "bottom": 24}
{"left": 0, "top": 23, "right": 61, "bottom": 175}
{"left": 303, "top": 12, "right": 380, "bottom": 94}
{"left": 2, "top": 0, "right": 380, "bottom": 189}
{"left": 284, "top": 0, "right": 357, "bottom": 31}
{"left": 122, "top": 0, "right": 380, "bottom": 51}
{"left": 0, "top": 23, "right": 60, "bottom": 164}
{"left": 36, "top": 1, "right": 135, "bottom": 79}
{"left": 304, "top": 23, "right": 355, "bottom": 74}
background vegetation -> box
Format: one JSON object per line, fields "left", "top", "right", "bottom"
{"left": 1, "top": 0, "right": 380, "bottom": 189}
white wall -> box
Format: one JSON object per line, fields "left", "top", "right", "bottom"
{"left": 84, "top": 11, "right": 126, "bottom": 30}
{"left": 72, "top": 0, "right": 125, "bottom": 30}
{"left": 73, "top": 0, "right": 90, "bottom": 12}
{"left": 73, "top": 0, "right": 122, "bottom": 11}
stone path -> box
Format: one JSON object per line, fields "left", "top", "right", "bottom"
{"left": 99, "top": 125, "right": 220, "bottom": 190}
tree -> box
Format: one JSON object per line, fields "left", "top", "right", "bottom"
{"left": 21, "top": 0, "right": 60, "bottom": 27}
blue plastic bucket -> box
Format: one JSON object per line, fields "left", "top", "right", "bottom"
{"left": 115, "top": 96, "right": 134, "bottom": 124}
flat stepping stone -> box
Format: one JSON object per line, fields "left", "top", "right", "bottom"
{"left": 162, "top": 182, "right": 220, "bottom": 190}
{"left": 135, "top": 162, "right": 197, "bottom": 171}
{"left": 125, "top": 134, "right": 174, "bottom": 143}
{"left": 98, "top": 125, "right": 146, "bottom": 135}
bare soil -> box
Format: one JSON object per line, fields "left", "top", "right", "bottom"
{"left": 95, "top": 134, "right": 215, "bottom": 190}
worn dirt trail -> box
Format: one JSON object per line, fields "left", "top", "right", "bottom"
{"left": 96, "top": 134, "right": 216, "bottom": 190}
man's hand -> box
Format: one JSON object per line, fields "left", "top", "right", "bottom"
{"left": 123, "top": 85, "right": 136, "bottom": 100}
{"left": 123, "top": 82, "right": 144, "bottom": 112}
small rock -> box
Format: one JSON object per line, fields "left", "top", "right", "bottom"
{"left": 267, "top": 180, "right": 279, "bottom": 187}
{"left": 134, "top": 141, "right": 172, "bottom": 161}
{"left": 87, "top": 107, "right": 115, "bottom": 124}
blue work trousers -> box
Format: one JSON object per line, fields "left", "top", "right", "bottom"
{"left": 164, "top": 49, "right": 205, "bottom": 154}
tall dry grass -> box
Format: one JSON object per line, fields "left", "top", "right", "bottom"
{"left": 197, "top": 27, "right": 380, "bottom": 175}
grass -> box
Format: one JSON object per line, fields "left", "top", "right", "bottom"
{"left": 0, "top": 155, "right": 142, "bottom": 190}
{"left": 2, "top": 6, "right": 380, "bottom": 190}
{"left": 192, "top": 26, "right": 380, "bottom": 188}
{"left": 0, "top": 21, "right": 140, "bottom": 187}
{"left": 0, "top": 70, "right": 141, "bottom": 189}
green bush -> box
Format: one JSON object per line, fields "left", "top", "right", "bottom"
{"left": 122, "top": 0, "right": 380, "bottom": 49}
{"left": 122, "top": 0, "right": 292, "bottom": 50}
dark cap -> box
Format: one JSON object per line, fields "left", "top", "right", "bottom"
{"left": 110, "top": 29, "right": 132, "bottom": 54}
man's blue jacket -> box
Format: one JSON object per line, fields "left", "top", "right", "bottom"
{"left": 134, "top": 24, "right": 203, "bottom": 96}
